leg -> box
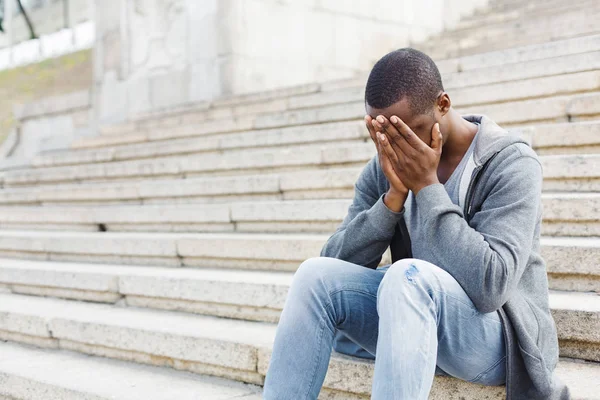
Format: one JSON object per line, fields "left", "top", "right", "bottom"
{"left": 263, "top": 256, "right": 386, "bottom": 399}
{"left": 372, "top": 258, "right": 506, "bottom": 399}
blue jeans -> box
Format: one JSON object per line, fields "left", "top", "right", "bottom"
{"left": 263, "top": 257, "right": 506, "bottom": 399}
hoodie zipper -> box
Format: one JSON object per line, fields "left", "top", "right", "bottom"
{"left": 464, "top": 152, "right": 501, "bottom": 223}
{"left": 464, "top": 151, "right": 511, "bottom": 399}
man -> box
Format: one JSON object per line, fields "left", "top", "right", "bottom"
{"left": 262, "top": 48, "right": 569, "bottom": 399}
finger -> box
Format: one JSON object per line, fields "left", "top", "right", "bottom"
{"left": 365, "top": 116, "right": 384, "bottom": 158}
{"left": 365, "top": 115, "right": 379, "bottom": 145}
{"left": 431, "top": 122, "right": 443, "bottom": 154}
{"left": 370, "top": 118, "right": 384, "bottom": 154}
{"left": 390, "top": 115, "right": 428, "bottom": 152}
{"left": 376, "top": 130, "right": 404, "bottom": 177}
{"left": 371, "top": 117, "right": 384, "bottom": 134}
{"left": 374, "top": 118, "right": 409, "bottom": 178}
{"left": 376, "top": 115, "right": 415, "bottom": 158}
{"left": 366, "top": 116, "right": 389, "bottom": 171}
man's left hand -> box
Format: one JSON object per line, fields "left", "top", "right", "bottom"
{"left": 373, "top": 115, "right": 443, "bottom": 195}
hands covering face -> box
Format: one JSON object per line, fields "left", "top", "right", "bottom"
{"left": 365, "top": 114, "right": 443, "bottom": 196}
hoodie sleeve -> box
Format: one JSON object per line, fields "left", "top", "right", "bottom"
{"left": 319, "top": 155, "right": 406, "bottom": 270}
{"left": 410, "top": 143, "right": 543, "bottom": 314}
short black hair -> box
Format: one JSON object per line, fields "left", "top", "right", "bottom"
{"left": 365, "top": 48, "right": 444, "bottom": 115}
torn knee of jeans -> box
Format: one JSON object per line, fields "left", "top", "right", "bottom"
{"left": 405, "top": 263, "right": 419, "bottom": 284}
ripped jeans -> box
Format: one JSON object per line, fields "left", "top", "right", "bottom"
{"left": 262, "top": 257, "right": 506, "bottom": 400}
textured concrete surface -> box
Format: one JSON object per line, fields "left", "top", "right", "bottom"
{"left": 0, "top": 261, "right": 597, "bottom": 353}
{"left": 0, "top": 342, "right": 263, "bottom": 400}
{"left": 0, "top": 293, "right": 599, "bottom": 399}
{"left": 0, "top": 231, "right": 597, "bottom": 282}
{"left": 0, "top": 149, "right": 597, "bottom": 203}
{"left": 0, "top": 193, "right": 595, "bottom": 235}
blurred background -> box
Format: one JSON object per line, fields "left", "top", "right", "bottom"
{"left": 0, "top": 1, "right": 598, "bottom": 399}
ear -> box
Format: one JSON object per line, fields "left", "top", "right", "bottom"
{"left": 436, "top": 92, "right": 451, "bottom": 117}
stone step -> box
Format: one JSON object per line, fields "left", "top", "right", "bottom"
{"left": 29, "top": 117, "right": 600, "bottom": 172}
{"left": 3, "top": 135, "right": 600, "bottom": 189}
{"left": 2, "top": 141, "right": 372, "bottom": 187}
{"left": 68, "top": 49, "right": 600, "bottom": 151}
{"left": 453, "top": 0, "right": 600, "bottom": 31}
{"left": 427, "top": 28, "right": 600, "bottom": 61}
{"left": 550, "top": 290, "right": 600, "bottom": 362}
{"left": 0, "top": 153, "right": 597, "bottom": 206}
{"left": 0, "top": 292, "right": 598, "bottom": 399}
{"left": 446, "top": 49, "right": 600, "bottom": 88}
{"left": 540, "top": 193, "right": 600, "bottom": 237}
{"left": 459, "top": 93, "right": 599, "bottom": 126}
{"left": 522, "top": 121, "right": 600, "bottom": 155}
{"left": 0, "top": 292, "right": 276, "bottom": 387}
{"left": 115, "top": 33, "right": 600, "bottom": 130}
{"left": 542, "top": 237, "right": 600, "bottom": 292}
{"left": 113, "top": 33, "right": 600, "bottom": 132}
{"left": 433, "top": 6, "right": 600, "bottom": 44}
{"left": 422, "top": 14, "right": 600, "bottom": 60}
{"left": 0, "top": 341, "right": 263, "bottom": 400}
{"left": 434, "top": 34, "right": 600, "bottom": 74}
{"left": 324, "top": 49, "right": 600, "bottom": 102}
{"left": 0, "top": 193, "right": 596, "bottom": 237}
{"left": 0, "top": 258, "right": 291, "bottom": 323}
{"left": 272, "top": 70, "right": 600, "bottom": 111}
{"left": 34, "top": 120, "right": 367, "bottom": 168}
{"left": 65, "top": 29, "right": 600, "bottom": 150}
{"left": 541, "top": 154, "right": 600, "bottom": 192}
{"left": 0, "top": 258, "right": 598, "bottom": 363}
{"left": 484, "top": 0, "right": 593, "bottom": 11}
{"left": 0, "top": 230, "right": 596, "bottom": 291}
{"left": 97, "top": 83, "right": 322, "bottom": 137}
{"left": 148, "top": 90, "right": 599, "bottom": 143}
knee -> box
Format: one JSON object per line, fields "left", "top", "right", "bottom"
{"left": 377, "top": 258, "right": 442, "bottom": 299}
{"left": 292, "top": 256, "right": 341, "bottom": 291}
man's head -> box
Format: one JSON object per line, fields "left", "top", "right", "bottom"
{"left": 365, "top": 48, "right": 451, "bottom": 145}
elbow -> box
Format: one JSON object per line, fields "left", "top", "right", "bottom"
{"left": 474, "top": 295, "right": 507, "bottom": 314}
{"left": 472, "top": 258, "right": 512, "bottom": 314}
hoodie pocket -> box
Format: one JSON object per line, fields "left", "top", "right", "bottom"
{"left": 517, "top": 341, "right": 552, "bottom": 393}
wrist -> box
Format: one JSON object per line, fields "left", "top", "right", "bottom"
{"left": 384, "top": 188, "right": 408, "bottom": 213}
{"left": 412, "top": 178, "right": 440, "bottom": 196}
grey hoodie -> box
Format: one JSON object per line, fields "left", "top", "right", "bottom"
{"left": 320, "top": 114, "right": 570, "bottom": 399}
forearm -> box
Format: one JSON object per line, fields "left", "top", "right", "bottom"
{"left": 383, "top": 188, "right": 408, "bottom": 213}
{"left": 320, "top": 190, "right": 407, "bottom": 269}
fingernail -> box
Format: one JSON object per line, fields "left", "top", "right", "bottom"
{"left": 391, "top": 116, "right": 398, "bottom": 123}
{"left": 377, "top": 116, "right": 385, "bottom": 123}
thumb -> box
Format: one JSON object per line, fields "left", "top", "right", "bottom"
{"left": 431, "top": 123, "right": 443, "bottom": 154}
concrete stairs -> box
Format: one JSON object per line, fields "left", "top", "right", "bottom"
{"left": 1, "top": 0, "right": 600, "bottom": 398}
{"left": 416, "top": 0, "right": 600, "bottom": 59}
{"left": 0, "top": 341, "right": 263, "bottom": 400}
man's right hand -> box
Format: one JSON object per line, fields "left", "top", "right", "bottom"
{"left": 365, "top": 115, "right": 409, "bottom": 212}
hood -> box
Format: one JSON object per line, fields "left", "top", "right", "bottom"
{"left": 462, "top": 114, "right": 530, "bottom": 167}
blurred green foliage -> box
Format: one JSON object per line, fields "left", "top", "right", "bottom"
{"left": 0, "top": 48, "right": 92, "bottom": 147}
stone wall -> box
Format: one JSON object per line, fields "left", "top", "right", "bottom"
{"left": 5, "top": 90, "right": 93, "bottom": 168}
{"left": 94, "top": 0, "right": 489, "bottom": 124}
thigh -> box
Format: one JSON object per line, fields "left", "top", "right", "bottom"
{"left": 412, "top": 259, "right": 507, "bottom": 386}
{"left": 295, "top": 257, "right": 388, "bottom": 359}
{"left": 326, "top": 260, "right": 452, "bottom": 377}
